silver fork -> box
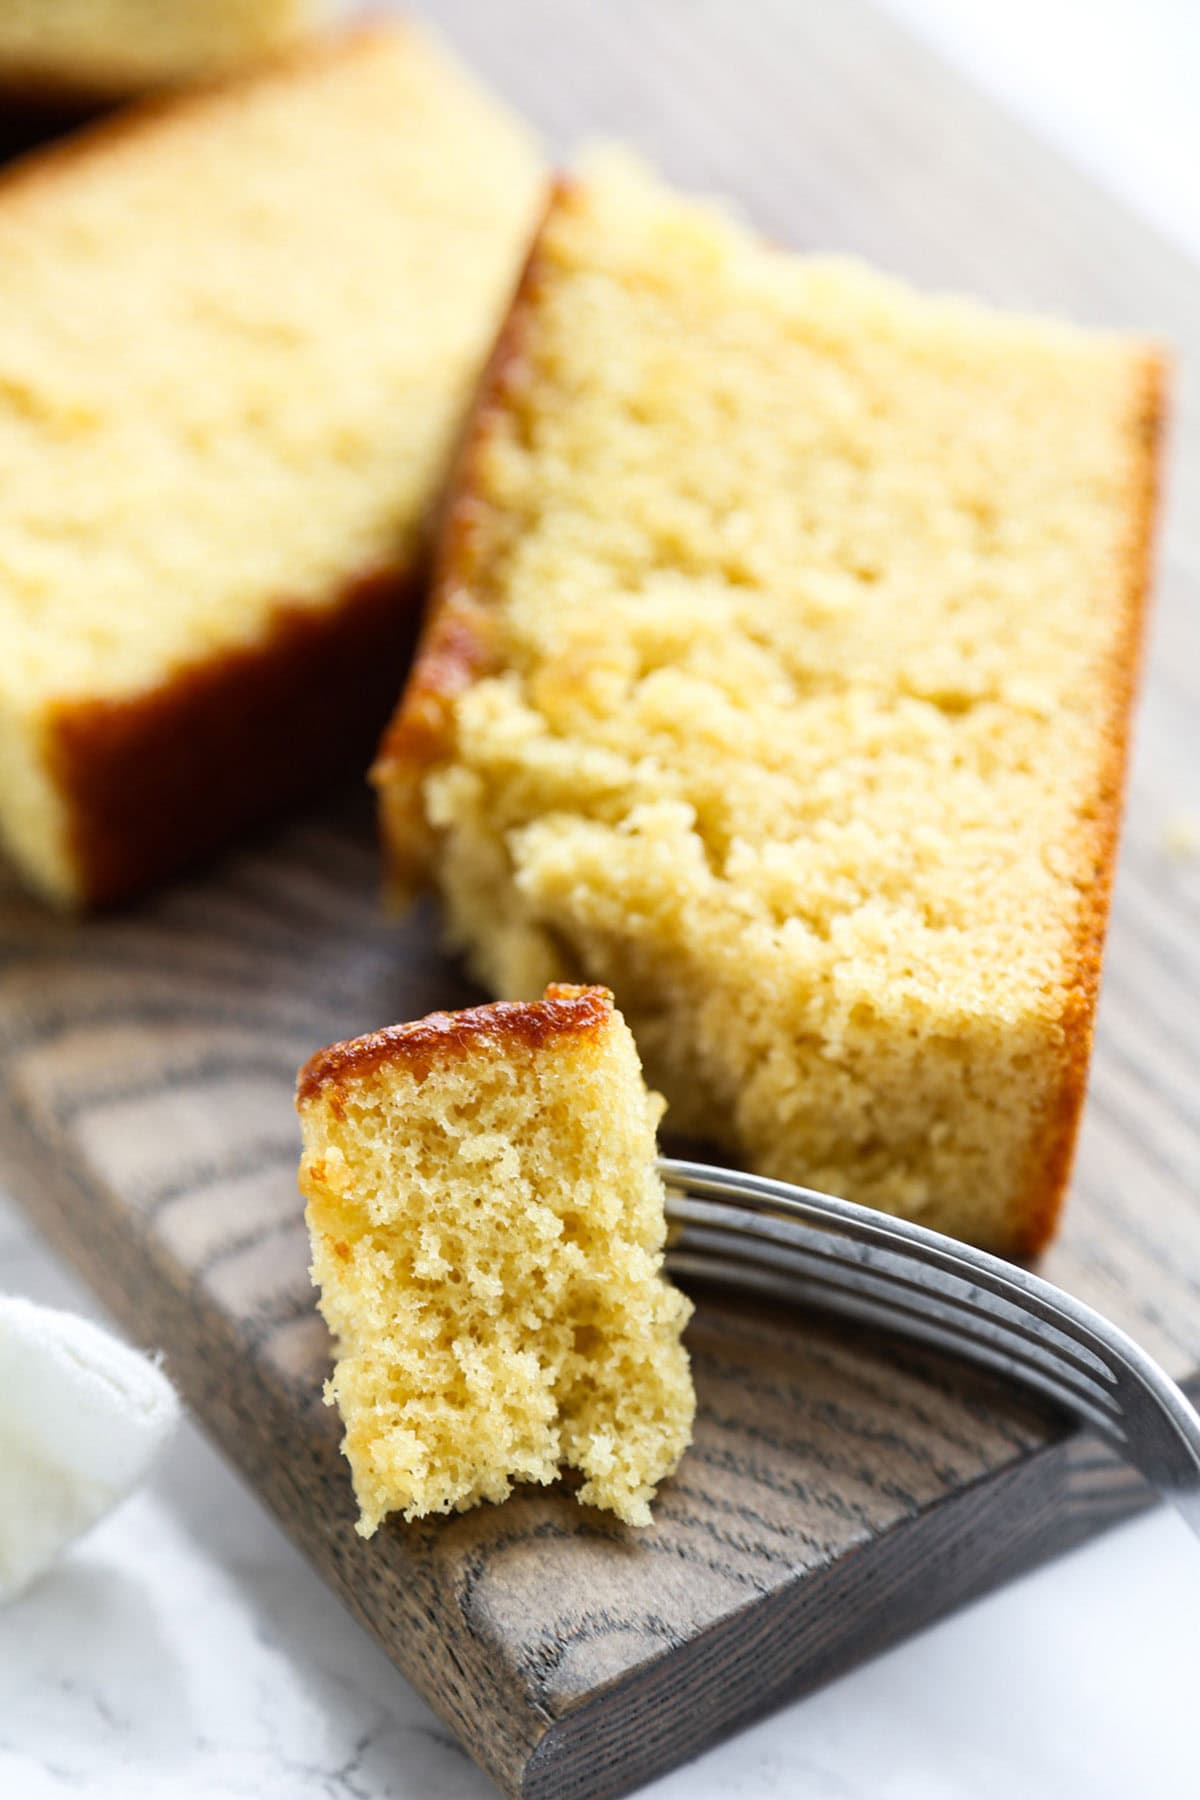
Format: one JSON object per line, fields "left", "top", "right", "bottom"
{"left": 659, "top": 1158, "right": 1200, "bottom": 1542}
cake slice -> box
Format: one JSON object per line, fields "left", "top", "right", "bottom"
{"left": 0, "top": 1, "right": 341, "bottom": 107}
{"left": 0, "top": 22, "right": 543, "bottom": 906}
{"left": 296, "top": 984, "right": 694, "bottom": 1532}
{"left": 374, "top": 153, "right": 1165, "bottom": 1258}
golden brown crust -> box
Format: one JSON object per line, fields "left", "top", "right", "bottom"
{"left": 295, "top": 982, "right": 613, "bottom": 1104}
{"left": 1013, "top": 351, "right": 1167, "bottom": 1258}
{"left": 371, "top": 180, "right": 571, "bottom": 894}
{"left": 47, "top": 560, "right": 424, "bottom": 908}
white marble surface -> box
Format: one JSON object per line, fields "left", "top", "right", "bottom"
{"left": 4, "top": 4, "right": 1200, "bottom": 1797}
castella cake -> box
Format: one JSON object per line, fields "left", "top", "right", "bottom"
{"left": 0, "top": 1, "right": 341, "bottom": 107}
{"left": 0, "top": 23, "right": 543, "bottom": 906}
{"left": 375, "top": 153, "right": 1164, "bottom": 1258}
{"left": 296, "top": 984, "right": 694, "bottom": 1532}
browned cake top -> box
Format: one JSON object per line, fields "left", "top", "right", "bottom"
{"left": 296, "top": 984, "right": 614, "bottom": 1103}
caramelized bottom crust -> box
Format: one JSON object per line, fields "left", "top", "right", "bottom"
{"left": 48, "top": 562, "right": 424, "bottom": 907}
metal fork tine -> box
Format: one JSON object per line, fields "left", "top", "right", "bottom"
{"left": 667, "top": 1248, "right": 1126, "bottom": 1441}
{"left": 658, "top": 1158, "right": 1200, "bottom": 1541}
{"left": 664, "top": 1161, "right": 1124, "bottom": 1375}
{"left": 670, "top": 1214, "right": 1124, "bottom": 1425}
{"left": 668, "top": 1196, "right": 1119, "bottom": 1397}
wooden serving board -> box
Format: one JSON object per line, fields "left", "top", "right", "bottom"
{"left": 5, "top": 2, "right": 1200, "bottom": 1796}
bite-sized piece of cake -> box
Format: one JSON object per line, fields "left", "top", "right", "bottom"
{"left": 296, "top": 984, "right": 694, "bottom": 1533}
{"left": 375, "top": 152, "right": 1165, "bottom": 1258}
{"left": 0, "top": 0, "right": 341, "bottom": 107}
{"left": 0, "top": 23, "right": 543, "bottom": 907}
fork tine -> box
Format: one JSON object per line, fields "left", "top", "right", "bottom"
{"left": 667, "top": 1194, "right": 1118, "bottom": 1389}
{"left": 663, "top": 1160, "right": 1120, "bottom": 1373}
{"left": 667, "top": 1240, "right": 1124, "bottom": 1439}
{"left": 668, "top": 1212, "right": 1124, "bottom": 1426}
{"left": 659, "top": 1157, "right": 1200, "bottom": 1539}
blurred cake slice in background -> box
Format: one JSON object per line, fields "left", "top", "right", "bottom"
{"left": 0, "top": 0, "right": 343, "bottom": 109}
{"left": 375, "top": 151, "right": 1164, "bottom": 1258}
{"left": 0, "top": 22, "right": 543, "bottom": 906}
{"left": 296, "top": 984, "right": 694, "bottom": 1532}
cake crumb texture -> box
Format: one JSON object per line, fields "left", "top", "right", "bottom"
{"left": 376, "top": 152, "right": 1164, "bottom": 1257}
{"left": 0, "top": 22, "right": 543, "bottom": 906}
{"left": 0, "top": 21, "right": 543, "bottom": 907}
{"left": 296, "top": 984, "right": 694, "bottom": 1532}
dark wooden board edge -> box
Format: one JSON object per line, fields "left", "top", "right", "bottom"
{"left": 523, "top": 1432, "right": 1157, "bottom": 1799}
{"left": 3, "top": 1060, "right": 1172, "bottom": 1800}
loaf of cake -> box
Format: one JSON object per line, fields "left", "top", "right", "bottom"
{"left": 0, "top": 1, "right": 340, "bottom": 105}
{"left": 0, "top": 23, "right": 543, "bottom": 906}
{"left": 375, "top": 153, "right": 1164, "bottom": 1258}
{"left": 296, "top": 984, "right": 694, "bottom": 1532}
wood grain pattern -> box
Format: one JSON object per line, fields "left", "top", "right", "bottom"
{"left": 3, "top": 2, "right": 1199, "bottom": 1795}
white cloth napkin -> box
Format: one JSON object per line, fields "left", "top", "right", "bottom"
{"left": 0, "top": 1295, "right": 180, "bottom": 1601}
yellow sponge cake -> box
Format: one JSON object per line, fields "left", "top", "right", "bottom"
{"left": 375, "top": 153, "right": 1163, "bottom": 1257}
{"left": 0, "top": 23, "right": 543, "bottom": 905}
{"left": 296, "top": 984, "right": 694, "bottom": 1532}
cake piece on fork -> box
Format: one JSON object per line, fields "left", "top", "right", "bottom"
{"left": 296, "top": 984, "right": 694, "bottom": 1533}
